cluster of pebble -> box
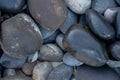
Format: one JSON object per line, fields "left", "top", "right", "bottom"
{"left": 0, "top": 0, "right": 120, "bottom": 80}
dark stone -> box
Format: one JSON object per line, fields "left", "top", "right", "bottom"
{"left": 86, "top": 9, "right": 115, "bottom": 40}
{"left": 1, "top": 13, "right": 43, "bottom": 58}
{"left": 116, "top": 11, "right": 120, "bottom": 38}
{"left": 0, "top": 53, "right": 26, "bottom": 68}
{"left": 116, "top": 0, "right": 120, "bottom": 5}
{"left": 63, "top": 24, "right": 106, "bottom": 67}
{"left": 92, "top": 0, "right": 117, "bottom": 14}
{"left": 63, "top": 53, "right": 83, "bottom": 66}
{"left": 0, "top": 0, "right": 25, "bottom": 13}
{"left": 28, "top": 0, "right": 67, "bottom": 30}
{"left": 60, "top": 10, "right": 77, "bottom": 34}
{"left": 76, "top": 65, "right": 119, "bottom": 80}
{"left": 47, "top": 64, "right": 73, "bottom": 80}
{"left": 110, "top": 41, "right": 120, "bottom": 60}
{"left": 79, "top": 14, "right": 88, "bottom": 26}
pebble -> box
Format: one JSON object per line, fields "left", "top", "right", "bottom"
{"left": 47, "top": 64, "right": 73, "bottom": 80}
{"left": 110, "top": 41, "right": 120, "bottom": 60}
{"left": 86, "top": 9, "right": 115, "bottom": 40}
{"left": 104, "top": 7, "right": 120, "bottom": 23}
{"left": 116, "top": 11, "right": 120, "bottom": 38}
{"left": 40, "top": 26, "right": 56, "bottom": 40}
{"left": 4, "top": 68, "right": 16, "bottom": 77}
{"left": 51, "top": 62, "right": 63, "bottom": 68}
{"left": 107, "top": 60, "right": 120, "bottom": 75}
{"left": 33, "top": 62, "right": 53, "bottom": 80}
{"left": 63, "top": 24, "right": 106, "bottom": 67}
{"left": 27, "top": 51, "right": 38, "bottom": 62}
{"left": 60, "top": 10, "right": 77, "bottom": 34}
{"left": 64, "top": 0, "right": 91, "bottom": 14}
{"left": 56, "top": 34, "right": 65, "bottom": 51}
{"left": 22, "top": 62, "right": 37, "bottom": 75}
{"left": 0, "top": 53, "right": 26, "bottom": 68}
{"left": 76, "top": 65, "right": 119, "bottom": 80}
{"left": 63, "top": 53, "right": 83, "bottom": 66}
{"left": 38, "top": 44, "right": 63, "bottom": 61}
{"left": 1, "top": 75, "right": 32, "bottom": 80}
{"left": 28, "top": 0, "right": 67, "bottom": 30}
{"left": 0, "top": 0, "right": 25, "bottom": 13}
{"left": 1, "top": 13, "right": 43, "bottom": 58}
{"left": 92, "top": 0, "right": 117, "bottom": 14}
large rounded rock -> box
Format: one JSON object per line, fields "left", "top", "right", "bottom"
{"left": 38, "top": 44, "right": 63, "bottom": 61}
{"left": 47, "top": 64, "right": 73, "bottom": 80}
{"left": 86, "top": 9, "right": 115, "bottom": 40}
{"left": 63, "top": 24, "right": 106, "bottom": 67}
{"left": 64, "top": 0, "right": 91, "bottom": 14}
{"left": 28, "top": 0, "right": 67, "bottom": 30}
{"left": 33, "top": 62, "right": 53, "bottom": 80}
{"left": 92, "top": 0, "right": 117, "bottom": 14}
{"left": 76, "top": 65, "right": 119, "bottom": 80}
{"left": 1, "top": 13, "right": 43, "bottom": 58}
{"left": 0, "top": 0, "right": 25, "bottom": 13}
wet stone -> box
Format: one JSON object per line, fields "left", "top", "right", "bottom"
{"left": 0, "top": 53, "right": 26, "bottom": 68}
{"left": 0, "top": 0, "right": 25, "bottom": 13}
{"left": 110, "top": 41, "right": 120, "bottom": 60}
{"left": 76, "top": 65, "right": 119, "bottom": 80}
{"left": 4, "top": 68, "right": 16, "bottom": 77}
{"left": 22, "top": 62, "right": 37, "bottom": 75}
{"left": 28, "top": 0, "right": 67, "bottom": 30}
{"left": 47, "top": 64, "right": 73, "bottom": 80}
{"left": 104, "top": 7, "right": 120, "bottom": 24}
{"left": 1, "top": 13, "right": 43, "bottom": 58}
{"left": 60, "top": 10, "right": 77, "bottom": 34}
{"left": 33, "top": 62, "right": 53, "bottom": 80}
{"left": 116, "top": 11, "right": 120, "bottom": 38}
{"left": 64, "top": 0, "right": 91, "bottom": 14}
{"left": 56, "top": 34, "right": 65, "bottom": 51}
{"left": 63, "top": 53, "right": 83, "bottom": 66}
{"left": 86, "top": 9, "right": 115, "bottom": 40}
{"left": 92, "top": 0, "right": 117, "bottom": 14}
{"left": 63, "top": 24, "right": 106, "bottom": 67}
{"left": 38, "top": 44, "right": 63, "bottom": 61}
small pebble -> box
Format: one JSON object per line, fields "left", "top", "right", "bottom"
{"left": 92, "top": 0, "right": 117, "bottom": 14}
{"left": 38, "top": 44, "right": 63, "bottom": 61}
{"left": 4, "top": 68, "right": 16, "bottom": 77}
{"left": 0, "top": 53, "right": 26, "bottom": 68}
{"left": 86, "top": 9, "right": 115, "bottom": 40}
{"left": 27, "top": 51, "right": 38, "bottom": 62}
{"left": 33, "top": 62, "right": 53, "bottom": 80}
{"left": 63, "top": 53, "right": 83, "bottom": 66}
{"left": 47, "top": 64, "right": 73, "bottom": 80}
{"left": 64, "top": 0, "right": 91, "bottom": 14}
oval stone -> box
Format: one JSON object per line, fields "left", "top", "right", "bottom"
{"left": 86, "top": 9, "right": 115, "bottom": 40}
{"left": 0, "top": 0, "right": 25, "bottom": 13}
{"left": 76, "top": 65, "right": 119, "bottom": 80}
{"left": 63, "top": 24, "right": 106, "bottom": 67}
{"left": 1, "top": 13, "right": 43, "bottom": 58}
{"left": 47, "top": 64, "right": 73, "bottom": 80}
{"left": 64, "top": 0, "right": 91, "bottom": 14}
{"left": 28, "top": 0, "right": 67, "bottom": 30}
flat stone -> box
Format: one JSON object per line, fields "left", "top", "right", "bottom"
{"left": 0, "top": 53, "right": 26, "bottom": 68}
{"left": 38, "top": 44, "right": 63, "bottom": 61}
{"left": 63, "top": 24, "right": 106, "bottom": 67}
{"left": 76, "top": 65, "right": 119, "bottom": 80}
{"left": 104, "top": 7, "right": 120, "bottom": 23}
{"left": 0, "top": 0, "right": 25, "bottom": 13}
{"left": 64, "top": 0, "right": 91, "bottom": 14}
{"left": 63, "top": 53, "right": 83, "bottom": 66}
{"left": 1, "top": 13, "right": 43, "bottom": 58}
{"left": 60, "top": 10, "right": 77, "bottom": 34}
{"left": 86, "top": 9, "right": 115, "bottom": 40}
{"left": 110, "top": 41, "right": 120, "bottom": 60}
{"left": 33, "top": 62, "right": 53, "bottom": 80}
{"left": 28, "top": 0, "right": 67, "bottom": 30}
{"left": 47, "top": 64, "right": 73, "bottom": 80}
{"left": 92, "top": 0, "right": 117, "bottom": 14}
